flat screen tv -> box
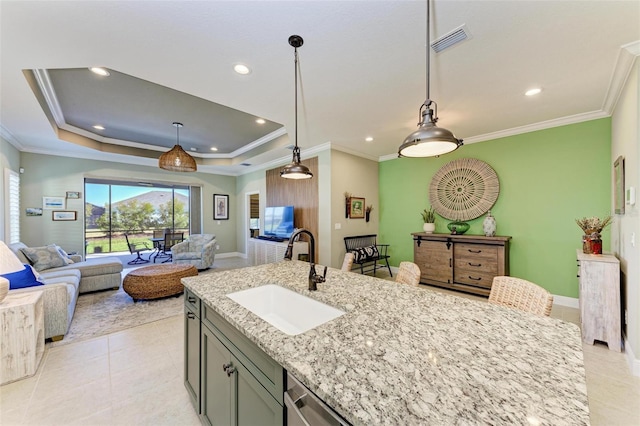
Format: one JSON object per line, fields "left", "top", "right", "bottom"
{"left": 263, "top": 205, "right": 295, "bottom": 239}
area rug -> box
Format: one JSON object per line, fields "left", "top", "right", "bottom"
{"left": 48, "top": 259, "right": 249, "bottom": 347}
{"left": 49, "top": 286, "right": 184, "bottom": 347}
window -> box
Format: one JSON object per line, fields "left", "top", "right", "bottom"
{"left": 84, "top": 179, "right": 191, "bottom": 254}
{"left": 4, "top": 168, "right": 20, "bottom": 243}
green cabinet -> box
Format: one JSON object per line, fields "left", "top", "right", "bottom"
{"left": 201, "top": 322, "right": 283, "bottom": 426}
{"left": 184, "top": 289, "right": 201, "bottom": 411}
{"left": 185, "top": 291, "right": 285, "bottom": 426}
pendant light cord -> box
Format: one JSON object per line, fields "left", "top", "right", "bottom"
{"left": 294, "top": 47, "right": 299, "bottom": 150}
{"left": 425, "top": 0, "right": 430, "bottom": 105}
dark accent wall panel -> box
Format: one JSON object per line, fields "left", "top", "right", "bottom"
{"left": 266, "top": 157, "right": 318, "bottom": 261}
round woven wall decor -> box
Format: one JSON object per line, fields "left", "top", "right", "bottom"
{"left": 429, "top": 158, "right": 499, "bottom": 221}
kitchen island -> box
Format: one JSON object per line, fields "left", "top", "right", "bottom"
{"left": 183, "top": 261, "right": 589, "bottom": 425}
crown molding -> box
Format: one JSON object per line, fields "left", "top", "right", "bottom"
{"left": 0, "top": 124, "right": 25, "bottom": 150}
{"left": 603, "top": 41, "right": 640, "bottom": 114}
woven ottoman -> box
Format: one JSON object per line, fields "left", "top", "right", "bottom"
{"left": 123, "top": 264, "right": 197, "bottom": 302}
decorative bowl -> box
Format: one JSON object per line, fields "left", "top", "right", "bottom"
{"left": 447, "top": 221, "right": 470, "bottom": 235}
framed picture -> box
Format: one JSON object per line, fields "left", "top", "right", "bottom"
{"left": 214, "top": 194, "right": 229, "bottom": 220}
{"left": 26, "top": 207, "right": 43, "bottom": 216}
{"left": 614, "top": 156, "right": 625, "bottom": 215}
{"left": 43, "top": 196, "right": 65, "bottom": 210}
{"left": 349, "top": 197, "right": 365, "bottom": 219}
{"left": 66, "top": 191, "right": 81, "bottom": 199}
{"left": 52, "top": 211, "right": 77, "bottom": 221}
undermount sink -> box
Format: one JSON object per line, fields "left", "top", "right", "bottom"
{"left": 227, "top": 284, "right": 345, "bottom": 336}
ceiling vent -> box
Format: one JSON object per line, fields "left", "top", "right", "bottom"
{"left": 430, "top": 24, "right": 472, "bottom": 53}
{"left": 240, "top": 162, "right": 252, "bottom": 166}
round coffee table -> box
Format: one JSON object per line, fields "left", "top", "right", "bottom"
{"left": 123, "top": 264, "right": 198, "bottom": 302}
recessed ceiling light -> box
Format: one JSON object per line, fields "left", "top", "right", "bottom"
{"left": 93, "top": 125, "right": 105, "bottom": 130}
{"left": 210, "top": 147, "right": 218, "bottom": 152}
{"left": 525, "top": 87, "right": 542, "bottom": 96}
{"left": 89, "top": 67, "right": 110, "bottom": 76}
{"left": 233, "top": 64, "right": 251, "bottom": 75}
{"left": 256, "top": 118, "right": 266, "bottom": 124}
{"left": 190, "top": 147, "right": 197, "bottom": 152}
{"left": 365, "top": 136, "right": 374, "bottom": 142}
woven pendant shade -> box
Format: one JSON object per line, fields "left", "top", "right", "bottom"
{"left": 429, "top": 158, "right": 499, "bottom": 221}
{"left": 159, "top": 122, "right": 197, "bottom": 172}
{"left": 159, "top": 144, "right": 197, "bottom": 172}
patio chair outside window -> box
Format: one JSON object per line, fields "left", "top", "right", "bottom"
{"left": 125, "top": 234, "right": 151, "bottom": 265}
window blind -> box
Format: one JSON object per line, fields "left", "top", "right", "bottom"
{"left": 5, "top": 169, "right": 20, "bottom": 243}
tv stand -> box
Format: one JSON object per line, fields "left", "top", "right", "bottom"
{"left": 247, "top": 238, "right": 308, "bottom": 266}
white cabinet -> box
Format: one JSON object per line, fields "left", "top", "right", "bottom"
{"left": 247, "top": 239, "right": 308, "bottom": 266}
{"left": 576, "top": 250, "right": 622, "bottom": 352}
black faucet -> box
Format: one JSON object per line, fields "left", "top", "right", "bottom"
{"left": 284, "top": 228, "right": 327, "bottom": 291}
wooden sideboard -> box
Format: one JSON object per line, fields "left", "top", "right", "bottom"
{"left": 576, "top": 250, "right": 621, "bottom": 352}
{"left": 412, "top": 233, "right": 511, "bottom": 296}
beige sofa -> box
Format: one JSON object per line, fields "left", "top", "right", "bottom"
{"left": 8, "top": 242, "right": 123, "bottom": 341}
{"left": 9, "top": 242, "right": 123, "bottom": 293}
{"left": 9, "top": 268, "right": 81, "bottom": 341}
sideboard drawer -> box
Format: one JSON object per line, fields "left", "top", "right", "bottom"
{"left": 454, "top": 269, "right": 495, "bottom": 288}
{"left": 456, "top": 243, "right": 498, "bottom": 261}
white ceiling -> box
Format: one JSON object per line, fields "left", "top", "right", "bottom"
{"left": 1, "top": 1, "right": 639, "bottom": 175}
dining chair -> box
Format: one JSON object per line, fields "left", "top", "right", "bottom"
{"left": 124, "top": 233, "right": 151, "bottom": 265}
{"left": 488, "top": 276, "right": 553, "bottom": 316}
{"left": 341, "top": 252, "right": 354, "bottom": 272}
{"left": 153, "top": 232, "right": 184, "bottom": 263}
{"left": 395, "top": 261, "right": 421, "bottom": 286}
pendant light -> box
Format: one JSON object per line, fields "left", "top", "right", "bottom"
{"left": 159, "top": 122, "right": 197, "bottom": 172}
{"left": 280, "top": 35, "right": 313, "bottom": 180}
{"left": 398, "top": 0, "right": 463, "bottom": 158}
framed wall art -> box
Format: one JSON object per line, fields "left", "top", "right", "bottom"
{"left": 43, "top": 196, "right": 65, "bottom": 210}
{"left": 614, "top": 156, "right": 625, "bottom": 215}
{"left": 214, "top": 194, "right": 229, "bottom": 220}
{"left": 349, "top": 197, "right": 365, "bottom": 219}
{"left": 66, "top": 191, "right": 81, "bottom": 199}
{"left": 52, "top": 211, "right": 77, "bottom": 221}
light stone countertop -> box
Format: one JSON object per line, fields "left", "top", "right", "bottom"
{"left": 183, "top": 261, "right": 590, "bottom": 425}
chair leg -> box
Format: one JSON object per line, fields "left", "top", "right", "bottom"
{"left": 128, "top": 252, "right": 149, "bottom": 265}
{"left": 385, "top": 259, "right": 393, "bottom": 277}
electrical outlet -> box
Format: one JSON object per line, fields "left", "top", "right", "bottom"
{"left": 335, "top": 223, "right": 342, "bottom": 230}
{"left": 215, "top": 244, "right": 220, "bottom": 250}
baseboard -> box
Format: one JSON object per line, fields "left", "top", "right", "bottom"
{"left": 624, "top": 336, "right": 640, "bottom": 377}
{"left": 551, "top": 294, "right": 579, "bottom": 309}
{"left": 217, "top": 251, "right": 245, "bottom": 259}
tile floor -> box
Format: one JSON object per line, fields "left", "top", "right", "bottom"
{"left": 1, "top": 258, "right": 639, "bottom": 425}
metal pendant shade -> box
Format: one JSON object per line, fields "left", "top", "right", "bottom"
{"left": 159, "top": 122, "right": 197, "bottom": 172}
{"left": 398, "top": 0, "right": 463, "bottom": 158}
{"left": 281, "top": 35, "right": 313, "bottom": 180}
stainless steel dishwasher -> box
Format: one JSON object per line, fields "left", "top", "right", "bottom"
{"left": 285, "top": 372, "right": 350, "bottom": 426}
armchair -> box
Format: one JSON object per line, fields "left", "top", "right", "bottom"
{"left": 171, "top": 234, "right": 216, "bottom": 270}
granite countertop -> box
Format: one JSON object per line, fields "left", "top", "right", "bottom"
{"left": 183, "top": 261, "right": 589, "bottom": 425}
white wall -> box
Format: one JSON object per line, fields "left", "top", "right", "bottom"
{"left": 330, "top": 149, "right": 379, "bottom": 268}
{"left": 611, "top": 58, "right": 639, "bottom": 375}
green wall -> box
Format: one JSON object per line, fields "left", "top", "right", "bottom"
{"left": 379, "top": 118, "right": 611, "bottom": 298}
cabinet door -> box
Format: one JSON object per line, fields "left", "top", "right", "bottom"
{"left": 201, "top": 325, "right": 232, "bottom": 426}
{"left": 184, "top": 308, "right": 200, "bottom": 412}
{"left": 234, "top": 356, "right": 284, "bottom": 426}
{"left": 414, "top": 240, "right": 453, "bottom": 284}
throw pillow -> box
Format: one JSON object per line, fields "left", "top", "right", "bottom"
{"left": 352, "top": 245, "right": 379, "bottom": 263}
{"left": 1, "top": 264, "right": 45, "bottom": 290}
{"left": 55, "top": 245, "right": 75, "bottom": 265}
{"left": 21, "top": 245, "right": 68, "bottom": 271}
